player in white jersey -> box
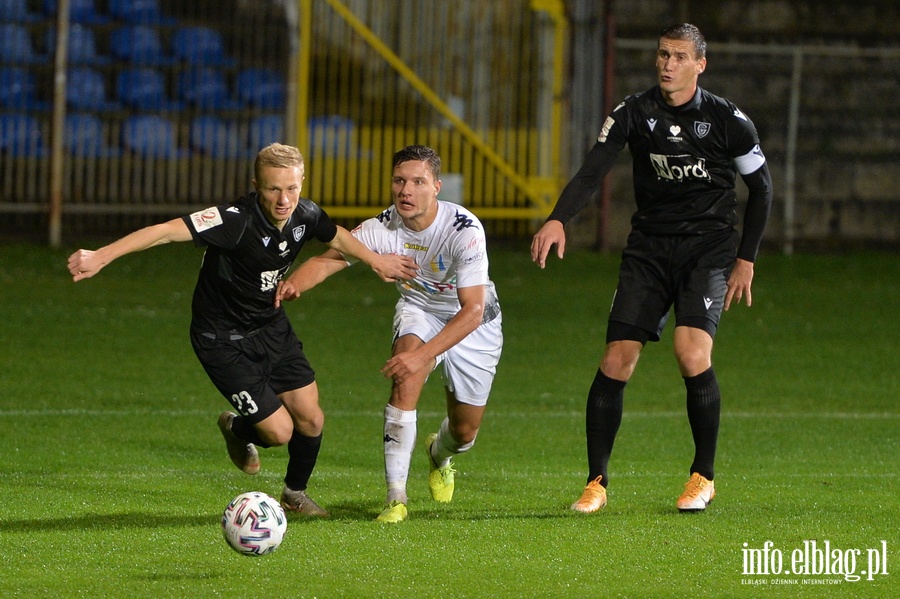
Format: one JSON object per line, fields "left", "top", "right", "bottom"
{"left": 277, "top": 145, "right": 503, "bottom": 523}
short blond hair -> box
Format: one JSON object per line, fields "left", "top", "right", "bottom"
{"left": 255, "top": 143, "right": 304, "bottom": 181}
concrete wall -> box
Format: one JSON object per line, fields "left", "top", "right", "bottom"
{"left": 565, "top": 1, "right": 899, "bottom": 252}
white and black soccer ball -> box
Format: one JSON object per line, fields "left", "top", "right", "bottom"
{"left": 221, "top": 491, "right": 287, "bottom": 557}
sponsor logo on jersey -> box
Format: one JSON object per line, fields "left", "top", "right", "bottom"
{"left": 668, "top": 125, "right": 683, "bottom": 142}
{"left": 649, "top": 153, "right": 711, "bottom": 182}
{"left": 260, "top": 269, "right": 280, "bottom": 292}
{"left": 694, "top": 121, "right": 711, "bottom": 138}
{"left": 226, "top": 206, "right": 240, "bottom": 213}
{"left": 704, "top": 296, "right": 713, "bottom": 310}
{"left": 292, "top": 225, "right": 305, "bottom": 241}
{"left": 647, "top": 118, "right": 657, "bottom": 132}
{"left": 598, "top": 115, "right": 616, "bottom": 142}
{"left": 262, "top": 236, "right": 271, "bottom": 247}
{"left": 733, "top": 108, "right": 747, "bottom": 121}
{"left": 404, "top": 242, "right": 429, "bottom": 252}
{"left": 189, "top": 207, "right": 224, "bottom": 232}
{"left": 278, "top": 241, "right": 289, "bottom": 257}
{"left": 452, "top": 210, "right": 476, "bottom": 232}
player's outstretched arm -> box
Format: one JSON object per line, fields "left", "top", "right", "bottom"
{"left": 67, "top": 218, "right": 192, "bottom": 282}
{"left": 530, "top": 219, "right": 566, "bottom": 269}
{"left": 275, "top": 249, "right": 348, "bottom": 307}
{"left": 328, "top": 226, "right": 417, "bottom": 283}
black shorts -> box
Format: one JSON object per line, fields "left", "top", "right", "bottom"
{"left": 190, "top": 315, "right": 316, "bottom": 424}
{"left": 607, "top": 228, "right": 738, "bottom": 343}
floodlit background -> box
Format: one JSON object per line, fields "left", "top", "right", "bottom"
{"left": 1, "top": 0, "right": 898, "bottom": 252}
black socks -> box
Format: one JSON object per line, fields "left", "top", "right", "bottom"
{"left": 684, "top": 367, "right": 720, "bottom": 480}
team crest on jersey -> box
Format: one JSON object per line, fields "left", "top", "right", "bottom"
{"left": 694, "top": 121, "right": 711, "bottom": 138}
{"left": 292, "top": 225, "right": 305, "bottom": 241}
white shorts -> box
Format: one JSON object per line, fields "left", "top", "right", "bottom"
{"left": 392, "top": 301, "right": 502, "bottom": 407}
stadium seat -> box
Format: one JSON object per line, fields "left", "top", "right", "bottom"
{"left": 189, "top": 116, "right": 244, "bottom": 158}
{"left": 67, "top": 67, "right": 120, "bottom": 111}
{"left": 122, "top": 114, "right": 185, "bottom": 157}
{"left": 171, "top": 26, "right": 235, "bottom": 67}
{"left": 65, "top": 113, "right": 119, "bottom": 157}
{"left": 46, "top": 24, "right": 111, "bottom": 65}
{"left": 108, "top": 0, "right": 175, "bottom": 24}
{"left": 42, "top": 0, "right": 110, "bottom": 24}
{"left": 177, "top": 68, "right": 241, "bottom": 110}
{"left": 0, "top": 67, "right": 49, "bottom": 110}
{"left": 0, "top": 23, "right": 47, "bottom": 64}
{"left": 2, "top": 0, "right": 40, "bottom": 23}
{"left": 236, "top": 68, "right": 286, "bottom": 110}
{"left": 248, "top": 114, "right": 284, "bottom": 151}
{"left": 110, "top": 25, "right": 172, "bottom": 65}
{"left": 308, "top": 115, "right": 363, "bottom": 158}
{"left": 0, "top": 114, "right": 45, "bottom": 157}
{"left": 116, "top": 67, "right": 181, "bottom": 110}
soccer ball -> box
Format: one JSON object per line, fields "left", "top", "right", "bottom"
{"left": 221, "top": 491, "right": 287, "bottom": 557}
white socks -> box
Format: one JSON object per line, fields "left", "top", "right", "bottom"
{"left": 383, "top": 404, "right": 416, "bottom": 504}
{"left": 430, "top": 417, "right": 476, "bottom": 467}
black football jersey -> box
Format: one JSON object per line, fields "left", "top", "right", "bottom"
{"left": 551, "top": 86, "right": 767, "bottom": 237}
{"left": 182, "top": 193, "right": 338, "bottom": 335}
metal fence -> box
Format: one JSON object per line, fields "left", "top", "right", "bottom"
{"left": 1, "top": 1, "right": 898, "bottom": 250}
{"left": 0, "top": 0, "right": 566, "bottom": 245}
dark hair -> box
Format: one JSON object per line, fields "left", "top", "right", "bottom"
{"left": 660, "top": 23, "right": 706, "bottom": 59}
{"left": 392, "top": 144, "right": 441, "bottom": 180}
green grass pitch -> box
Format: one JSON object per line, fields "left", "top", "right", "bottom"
{"left": 0, "top": 242, "right": 896, "bottom": 597}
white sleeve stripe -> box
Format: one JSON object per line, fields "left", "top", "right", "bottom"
{"left": 734, "top": 144, "right": 766, "bottom": 175}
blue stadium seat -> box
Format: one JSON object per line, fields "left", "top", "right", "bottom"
{"left": 122, "top": 114, "right": 185, "bottom": 157}
{"left": 190, "top": 116, "right": 244, "bottom": 158}
{"left": 0, "top": 114, "right": 45, "bottom": 157}
{"left": 0, "top": 23, "right": 47, "bottom": 64}
{"left": 108, "top": 0, "right": 175, "bottom": 24}
{"left": 2, "top": 0, "right": 41, "bottom": 23}
{"left": 43, "top": 0, "right": 110, "bottom": 24}
{"left": 46, "top": 24, "right": 111, "bottom": 65}
{"left": 177, "top": 68, "right": 241, "bottom": 110}
{"left": 171, "top": 26, "right": 235, "bottom": 67}
{"left": 66, "top": 113, "right": 119, "bottom": 157}
{"left": 67, "top": 67, "right": 120, "bottom": 111}
{"left": 236, "top": 68, "right": 286, "bottom": 110}
{"left": 309, "top": 115, "right": 366, "bottom": 158}
{"left": 110, "top": 25, "right": 172, "bottom": 65}
{"left": 0, "top": 67, "right": 49, "bottom": 110}
{"left": 248, "top": 114, "right": 284, "bottom": 151}
{"left": 116, "top": 67, "right": 181, "bottom": 110}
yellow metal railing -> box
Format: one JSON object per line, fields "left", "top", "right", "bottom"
{"left": 296, "top": 0, "right": 568, "bottom": 222}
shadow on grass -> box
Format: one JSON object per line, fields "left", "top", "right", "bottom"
{"left": 315, "top": 499, "right": 588, "bottom": 523}
{"left": 0, "top": 512, "right": 214, "bottom": 533}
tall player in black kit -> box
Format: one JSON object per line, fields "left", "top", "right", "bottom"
{"left": 532, "top": 24, "right": 772, "bottom": 512}
{"left": 69, "top": 143, "right": 417, "bottom": 516}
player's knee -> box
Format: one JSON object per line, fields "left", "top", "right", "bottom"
{"left": 601, "top": 347, "right": 640, "bottom": 380}
{"left": 674, "top": 346, "right": 711, "bottom": 376}
{"left": 449, "top": 421, "right": 479, "bottom": 446}
{"left": 260, "top": 423, "right": 294, "bottom": 446}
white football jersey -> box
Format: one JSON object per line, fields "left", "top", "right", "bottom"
{"left": 350, "top": 201, "right": 497, "bottom": 320}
